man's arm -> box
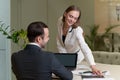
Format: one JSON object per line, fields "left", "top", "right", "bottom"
{"left": 11, "top": 53, "right": 19, "bottom": 77}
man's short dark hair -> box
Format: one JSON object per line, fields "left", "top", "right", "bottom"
{"left": 27, "top": 21, "right": 48, "bottom": 42}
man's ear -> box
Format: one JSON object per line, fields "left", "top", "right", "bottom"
{"left": 38, "top": 36, "right": 43, "bottom": 41}
{"left": 35, "top": 36, "right": 42, "bottom": 43}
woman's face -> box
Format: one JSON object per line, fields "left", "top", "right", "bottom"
{"left": 64, "top": 10, "right": 79, "bottom": 26}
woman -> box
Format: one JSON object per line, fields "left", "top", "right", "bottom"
{"left": 56, "top": 5, "right": 102, "bottom": 76}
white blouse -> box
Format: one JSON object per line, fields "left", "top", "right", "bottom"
{"left": 56, "top": 17, "right": 96, "bottom": 65}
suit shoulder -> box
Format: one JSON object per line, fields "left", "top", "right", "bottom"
{"left": 12, "top": 50, "right": 24, "bottom": 56}
{"left": 43, "top": 51, "right": 55, "bottom": 56}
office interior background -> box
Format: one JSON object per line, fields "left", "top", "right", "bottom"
{"left": 0, "top": 0, "right": 120, "bottom": 80}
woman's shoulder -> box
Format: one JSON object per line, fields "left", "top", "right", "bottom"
{"left": 57, "top": 16, "right": 63, "bottom": 23}
{"left": 75, "top": 26, "right": 83, "bottom": 32}
{"left": 57, "top": 16, "right": 63, "bottom": 27}
{"left": 58, "top": 16, "right": 62, "bottom": 21}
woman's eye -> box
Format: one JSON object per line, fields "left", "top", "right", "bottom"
{"left": 68, "top": 15, "right": 78, "bottom": 20}
{"left": 69, "top": 15, "right": 73, "bottom": 18}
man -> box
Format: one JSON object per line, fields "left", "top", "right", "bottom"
{"left": 11, "top": 21, "right": 73, "bottom": 80}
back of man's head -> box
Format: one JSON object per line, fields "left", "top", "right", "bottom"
{"left": 27, "top": 21, "right": 48, "bottom": 42}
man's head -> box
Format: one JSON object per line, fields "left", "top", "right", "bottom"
{"left": 27, "top": 21, "right": 49, "bottom": 48}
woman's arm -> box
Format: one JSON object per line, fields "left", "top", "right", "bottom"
{"left": 76, "top": 27, "right": 102, "bottom": 76}
{"left": 76, "top": 27, "right": 95, "bottom": 65}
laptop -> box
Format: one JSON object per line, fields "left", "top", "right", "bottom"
{"left": 54, "top": 53, "right": 78, "bottom": 70}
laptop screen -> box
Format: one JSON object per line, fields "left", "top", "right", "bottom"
{"left": 54, "top": 53, "right": 78, "bottom": 68}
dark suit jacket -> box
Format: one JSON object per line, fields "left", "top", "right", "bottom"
{"left": 11, "top": 44, "right": 73, "bottom": 80}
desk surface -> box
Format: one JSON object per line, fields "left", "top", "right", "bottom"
{"left": 72, "top": 62, "right": 120, "bottom": 80}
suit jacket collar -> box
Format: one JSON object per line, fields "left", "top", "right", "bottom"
{"left": 24, "top": 44, "right": 42, "bottom": 51}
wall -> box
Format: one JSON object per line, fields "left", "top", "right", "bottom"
{"left": 78, "top": 0, "right": 94, "bottom": 34}
{"left": 95, "top": 0, "right": 110, "bottom": 33}
{"left": 0, "top": 0, "right": 11, "bottom": 80}
{"left": 11, "top": 0, "right": 48, "bottom": 52}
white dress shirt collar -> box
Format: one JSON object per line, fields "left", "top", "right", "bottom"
{"left": 28, "top": 43, "right": 41, "bottom": 48}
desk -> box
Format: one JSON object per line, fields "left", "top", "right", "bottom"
{"left": 72, "top": 62, "right": 120, "bottom": 80}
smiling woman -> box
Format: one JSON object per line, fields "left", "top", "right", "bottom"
{"left": 56, "top": 5, "right": 102, "bottom": 76}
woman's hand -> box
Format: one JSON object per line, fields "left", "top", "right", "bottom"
{"left": 90, "top": 65, "right": 103, "bottom": 76}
